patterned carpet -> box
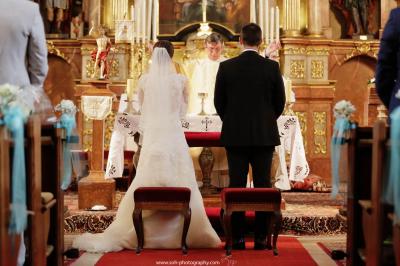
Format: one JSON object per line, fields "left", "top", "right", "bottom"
{"left": 64, "top": 191, "right": 346, "bottom": 235}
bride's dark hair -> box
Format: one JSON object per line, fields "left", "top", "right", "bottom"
{"left": 153, "top": 40, "right": 174, "bottom": 58}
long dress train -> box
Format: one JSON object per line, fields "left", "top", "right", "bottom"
{"left": 73, "top": 70, "right": 221, "bottom": 252}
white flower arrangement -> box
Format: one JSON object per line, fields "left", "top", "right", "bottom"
{"left": 0, "top": 84, "right": 19, "bottom": 108}
{"left": 0, "top": 83, "right": 33, "bottom": 117}
{"left": 54, "top": 100, "right": 77, "bottom": 116}
{"left": 334, "top": 100, "right": 356, "bottom": 118}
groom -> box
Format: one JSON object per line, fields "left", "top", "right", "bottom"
{"left": 214, "top": 23, "right": 285, "bottom": 249}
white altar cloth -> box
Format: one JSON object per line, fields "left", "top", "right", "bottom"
{"left": 106, "top": 94, "right": 309, "bottom": 190}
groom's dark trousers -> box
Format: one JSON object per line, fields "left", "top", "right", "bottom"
{"left": 226, "top": 146, "right": 275, "bottom": 240}
{"left": 214, "top": 50, "right": 286, "bottom": 242}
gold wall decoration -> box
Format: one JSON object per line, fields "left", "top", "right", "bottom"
{"left": 104, "top": 112, "right": 116, "bottom": 150}
{"left": 85, "top": 60, "right": 96, "bottom": 79}
{"left": 313, "top": 112, "right": 327, "bottom": 154}
{"left": 283, "top": 47, "right": 329, "bottom": 56}
{"left": 311, "top": 60, "right": 324, "bottom": 79}
{"left": 47, "top": 41, "right": 69, "bottom": 62}
{"left": 338, "top": 41, "right": 378, "bottom": 65}
{"left": 290, "top": 60, "right": 305, "bottom": 79}
{"left": 82, "top": 112, "right": 116, "bottom": 151}
{"left": 108, "top": 59, "right": 120, "bottom": 78}
{"left": 295, "top": 111, "right": 308, "bottom": 153}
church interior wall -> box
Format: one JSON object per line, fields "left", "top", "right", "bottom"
{"left": 329, "top": 55, "right": 377, "bottom": 126}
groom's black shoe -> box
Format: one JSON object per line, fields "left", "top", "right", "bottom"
{"left": 232, "top": 238, "right": 246, "bottom": 250}
{"left": 254, "top": 238, "right": 267, "bottom": 250}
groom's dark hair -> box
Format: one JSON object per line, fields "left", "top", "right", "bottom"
{"left": 241, "top": 23, "right": 262, "bottom": 46}
{"left": 153, "top": 40, "right": 174, "bottom": 58}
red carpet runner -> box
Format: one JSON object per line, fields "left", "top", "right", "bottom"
{"left": 95, "top": 237, "right": 317, "bottom": 266}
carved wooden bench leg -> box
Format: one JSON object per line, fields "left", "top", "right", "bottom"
{"left": 181, "top": 208, "right": 191, "bottom": 255}
{"left": 223, "top": 210, "right": 232, "bottom": 256}
{"left": 133, "top": 208, "right": 143, "bottom": 254}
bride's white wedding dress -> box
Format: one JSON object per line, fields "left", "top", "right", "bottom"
{"left": 73, "top": 48, "right": 221, "bottom": 252}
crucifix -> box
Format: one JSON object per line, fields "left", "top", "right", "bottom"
{"left": 201, "top": 117, "right": 213, "bottom": 132}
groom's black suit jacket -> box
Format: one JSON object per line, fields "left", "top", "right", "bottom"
{"left": 214, "top": 50, "right": 286, "bottom": 147}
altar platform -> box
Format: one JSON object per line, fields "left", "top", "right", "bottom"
{"left": 64, "top": 191, "right": 346, "bottom": 236}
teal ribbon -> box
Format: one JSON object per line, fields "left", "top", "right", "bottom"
{"left": 331, "top": 117, "right": 351, "bottom": 198}
{"left": 0, "top": 106, "right": 28, "bottom": 234}
{"left": 385, "top": 107, "right": 400, "bottom": 224}
{"left": 56, "top": 113, "right": 76, "bottom": 190}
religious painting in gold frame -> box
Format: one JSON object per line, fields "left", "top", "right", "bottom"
{"left": 159, "top": 0, "right": 250, "bottom": 36}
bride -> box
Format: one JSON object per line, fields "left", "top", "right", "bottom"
{"left": 73, "top": 41, "right": 221, "bottom": 252}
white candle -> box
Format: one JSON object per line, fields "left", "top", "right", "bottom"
{"left": 276, "top": 6, "right": 279, "bottom": 42}
{"left": 142, "top": 0, "right": 146, "bottom": 43}
{"left": 265, "top": 0, "right": 269, "bottom": 44}
{"left": 250, "top": 0, "right": 256, "bottom": 23}
{"left": 202, "top": 0, "right": 207, "bottom": 22}
{"left": 147, "top": 0, "right": 153, "bottom": 42}
{"left": 135, "top": 4, "right": 140, "bottom": 43}
{"left": 258, "top": 0, "right": 264, "bottom": 37}
{"left": 131, "top": 5, "right": 134, "bottom": 20}
{"left": 153, "top": 0, "right": 159, "bottom": 41}
{"left": 270, "top": 7, "right": 274, "bottom": 45}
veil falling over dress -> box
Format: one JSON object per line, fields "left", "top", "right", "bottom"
{"left": 72, "top": 48, "right": 221, "bottom": 252}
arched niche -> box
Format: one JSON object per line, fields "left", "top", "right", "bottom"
{"left": 44, "top": 54, "right": 78, "bottom": 106}
{"left": 330, "top": 54, "right": 377, "bottom": 125}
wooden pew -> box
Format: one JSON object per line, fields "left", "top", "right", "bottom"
{"left": 39, "top": 123, "right": 65, "bottom": 266}
{"left": 357, "top": 120, "right": 399, "bottom": 266}
{"left": 0, "top": 116, "right": 65, "bottom": 266}
{"left": 24, "top": 117, "right": 64, "bottom": 266}
{"left": 388, "top": 213, "right": 400, "bottom": 265}
{"left": 358, "top": 120, "right": 390, "bottom": 266}
{"left": 0, "top": 123, "right": 20, "bottom": 266}
{"left": 347, "top": 124, "right": 373, "bottom": 265}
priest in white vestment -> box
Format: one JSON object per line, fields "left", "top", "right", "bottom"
{"left": 186, "top": 33, "right": 229, "bottom": 188}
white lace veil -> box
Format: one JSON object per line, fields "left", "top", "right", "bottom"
{"left": 138, "top": 47, "right": 179, "bottom": 133}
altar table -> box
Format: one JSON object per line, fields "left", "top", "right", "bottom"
{"left": 105, "top": 95, "right": 309, "bottom": 191}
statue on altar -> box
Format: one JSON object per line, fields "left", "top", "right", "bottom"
{"left": 44, "top": 0, "right": 69, "bottom": 34}
{"left": 330, "top": 0, "right": 379, "bottom": 37}
{"left": 345, "top": 0, "right": 370, "bottom": 35}
{"left": 91, "top": 27, "right": 112, "bottom": 79}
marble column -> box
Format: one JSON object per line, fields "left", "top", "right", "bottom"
{"left": 320, "top": 0, "right": 332, "bottom": 38}
{"left": 308, "top": 0, "right": 323, "bottom": 37}
{"left": 283, "top": 0, "right": 301, "bottom": 37}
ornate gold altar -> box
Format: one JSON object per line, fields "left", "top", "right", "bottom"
{"left": 41, "top": 0, "right": 399, "bottom": 185}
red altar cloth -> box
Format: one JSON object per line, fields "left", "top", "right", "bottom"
{"left": 184, "top": 132, "right": 222, "bottom": 147}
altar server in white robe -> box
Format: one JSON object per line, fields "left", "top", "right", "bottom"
{"left": 187, "top": 33, "right": 230, "bottom": 188}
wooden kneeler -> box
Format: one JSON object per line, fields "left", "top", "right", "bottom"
{"left": 221, "top": 188, "right": 282, "bottom": 256}
{"left": 133, "top": 187, "right": 191, "bottom": 254}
